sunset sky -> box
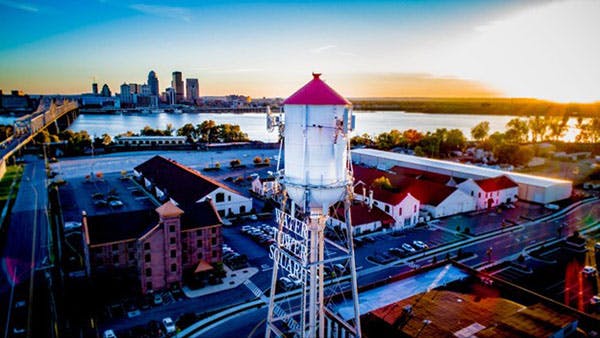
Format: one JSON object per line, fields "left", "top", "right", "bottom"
{"left": 0, "top": 0, "right": 598, "bottom": 102}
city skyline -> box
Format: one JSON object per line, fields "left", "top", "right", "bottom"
{"left": 0, "top": 0, "right": 599, "bottom": 102}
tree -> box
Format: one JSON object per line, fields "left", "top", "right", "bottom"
{"left": 165, "top": 123, "right": 174, "bottom": 136}
{"left": 372, "top": 176, "right": 393, "bottom": 190}
{"left": 402, "top": 129, "right": 424, "bottom": 148}
{"left": 471, "top": 121, "right": 490, "bottom": 142}
{"left": 177, "top": 123, "right": 197, "bottom": 139}
{"left": 505, "top": 118, "right": 529, "bottom": 143}
{"left": 351, "top": 133, "right": 373, "bottom": 147}
{"left": 528, "top": 116, "right": 548, "bottom": 142}
{"left": 375, "top": 129, "right": 404, "bottom": 150}
{"left": 546, "top": 115, "right": 569, "bottom": 141}
{"left": 253, "top": 156, "right": 262, "bottom": 164}
{"left": 441, "top": 129, "right": 466, "bottom": 153}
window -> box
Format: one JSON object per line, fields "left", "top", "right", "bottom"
{"left": 182, "top": 242, "right": 187, "bottom": 250}
{"left": 197, "top": 239, "right": 202, "bottom": 247}
{"left": 240, "top": 205, "right": 246, "bottom": 213}
{"left": 145, "top": 268, "right": 152, "bottom": 277}
{"left": 471, "top": 191, "right": 474, "bottom": 196}
{"left": 384, "top": 205, "right": 390, "bottom": 213}
{"left": 478, "top": 192, "right": 481, "bottom": 198}
{"left": 212, "top": 250, "right": 218, "bottom": 258}
{"left": 170, "top": 250, "right": 176, "bottom": 258}
{"left": 228, "top": 196, "right": 231, "bottom": 201}
{"left": 413, "top": 205, "right": 417, "bottom": 213}
{"left": 146, "top": 282, "right": 152, "bottom": 290}
{"left": 212, "top": 227, "right": 217, "bottom": 234}
{"left": 216, "top": 192, "right": 225, "bottom": 202}
{"left": 170, "top": 237, "right": 176, "bottom": 245}
{"left": 145, "top": 254, "right": 151, "bottom": 262}
{"left": 128, "top": 252, "right": 135, "bottom": 260}
{"left": 212, "top": 238, "right": 217, "bottom": 246}
{"left": 197, "top": 252, "right": 203, "bottom": 259}
{"left": 169, "top": 225, "right": 175, "bottom": 232}
{"left": 171, "top": 264, "right": 177, "bottom": 272}
{"left": 144, "top": 243, "right": 150, "bottom": 250}
{"left": 398, "top": 208, "right": 402, "bottom": 216}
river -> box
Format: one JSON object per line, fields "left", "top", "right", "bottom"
{"left": 0, "top": 111, "right": 582, "bottom": 142}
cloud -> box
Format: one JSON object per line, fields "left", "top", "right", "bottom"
{"left": 310, "top": 45, "right": 336, "bottom": 54}
{"left": 0, "top": 0, "right": 38, "bottom": 12}
{"left": 129, "top": 4, "right": 193, "bottom": 22}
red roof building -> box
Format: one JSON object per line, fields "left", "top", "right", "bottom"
{"left": 475, "top": 175, "right": 518, "bottom": 192}
{"left": 328, "top": 202, "right": 395, "bottom": 235}
{"left": 283, "top": 73, "right": 351, "bottom": 105}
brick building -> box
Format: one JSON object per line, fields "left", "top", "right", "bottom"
{"left": 83, "top": 199, "right": 223, "bottom": 294}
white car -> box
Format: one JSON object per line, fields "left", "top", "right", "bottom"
{"left": 402, "top": 243, "right": 417, "bottom": 253}
{"left": 412, "top": 240, "right": 428, "bottom": 250}
{"left": 103, "top": 330, "right": 117, "bottom": 338}
{"left": 162, "top": 317, "right": 176, "bottom": 334}
{"left": 582, "top": 266, "right": 597, "bottom": 277}
{"left": 591, "top": 295, "right": 600, "bottom": 305}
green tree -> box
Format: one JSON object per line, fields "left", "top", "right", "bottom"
{"left": 165, "top": 123, "right": 174, "bottom": 136}
{"left": 505, "top": 118, "right": 529, "bottom": 143}
{"left": 375, "top": 129, "right": 404, "bottom": 150}
{"left": 471, "top": 121, "right": 490, "bottom": 142}
{"left": 402, "top": 129, "right": 424, "bottom": 148}
{"left": 441, "top": 129, "right": 466, "bottom": 153}
{"left": 351, "top": 133, "right": 373, "bottom": 147}
{"left": 177, "top": 123, "right": 197, "bottom": 140}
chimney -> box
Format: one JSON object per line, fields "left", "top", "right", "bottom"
{"left": 368, "top": 190, "right": 374, "bottom": 210}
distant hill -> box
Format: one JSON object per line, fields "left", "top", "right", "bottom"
{"left": 349, "top": 97, "right": 600, "bottom": 117}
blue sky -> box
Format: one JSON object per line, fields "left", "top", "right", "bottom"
{"left": 0, "top": 0, "right": 598, "bottom": 101}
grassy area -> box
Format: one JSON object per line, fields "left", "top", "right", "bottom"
{"left": 0, "top": 164, "right": 24, "bottom": 218}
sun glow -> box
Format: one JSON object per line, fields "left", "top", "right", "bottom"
{"left": 424, "top": 0, "right": 600, "bottom": 103}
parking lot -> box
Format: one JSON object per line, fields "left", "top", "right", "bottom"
{"left": 436, "top": 201, "right": 553, "bottom": 236}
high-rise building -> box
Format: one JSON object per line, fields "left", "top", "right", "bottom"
{"left": 148, "top": 71, "right": 159, "bottom": 97}
{"left": 165, "top": 87, "right": 176, "bottom": 105}
{"left": 120, "top": 83, "right": 132, "bottom": 106}
{"left": 171, "top": 71, "right": 184, "bottom": 104}
{"left": 141, "top": 84, "right": 151, "bottom": 96}
{"left": 92, "top": 83, "right": 98, "bottom": 95}
{"left": 100, "top": 84, "right": 111, "bottom": 97}
{"left": 185, "top": 78, "right": 199, "bottom": 103}
{"left": 129, "top": 83, "right": 140, "bottom": 95}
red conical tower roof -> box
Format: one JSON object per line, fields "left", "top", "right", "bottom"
{"left": 283, "top": 73, "right": 351, "bottom": 105}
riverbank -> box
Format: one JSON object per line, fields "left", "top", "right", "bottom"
{"left": 351, "top": 97, "right": 600, "bottom": 117}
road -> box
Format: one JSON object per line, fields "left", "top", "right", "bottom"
{"left": 0, "top": 156, "right": 51, "bottom": 337}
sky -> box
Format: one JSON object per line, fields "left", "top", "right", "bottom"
{"left": 0, "top": 0, "right": 598, "bottom": 102}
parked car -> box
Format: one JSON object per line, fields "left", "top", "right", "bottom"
{"left": 162, "top": 317, "right": 176, "bottom": 334}
{"left": 153, "top": 293, "right": 163, "bottom": 305}
{"left": 412, "top": 240, "right": 428, "bottom": 250}
{"left": 103, "top": 330, "right": 117, "bottom": 338}
{"left": 279, "top": 277, "right": 295, "bottom": 291}
{"left": 388, "top": 247, "right": 405, "bottom": 257}
{"left": 402, "top": 243, "right": 417, "bottom": 253}
{"left": 590, "top": 295, "right": 600, "bottom": 305}
{"left": 582, "top": 266, "right": 597, "bottom": 277}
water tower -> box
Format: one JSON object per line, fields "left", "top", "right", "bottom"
{"left": 266, "top": 73, "right": 361, "bottom": 338}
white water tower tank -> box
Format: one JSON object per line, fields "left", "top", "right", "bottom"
{"left": 282, "top": 73, "right": 354, "bottom": 210}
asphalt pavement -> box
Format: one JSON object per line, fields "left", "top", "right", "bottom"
{"left": 0, "top": 155, "right": 50, "bottom": 337}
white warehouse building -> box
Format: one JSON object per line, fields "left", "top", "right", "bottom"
{"left": 352, "top": 148, "right": 572, "bottom": 204}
